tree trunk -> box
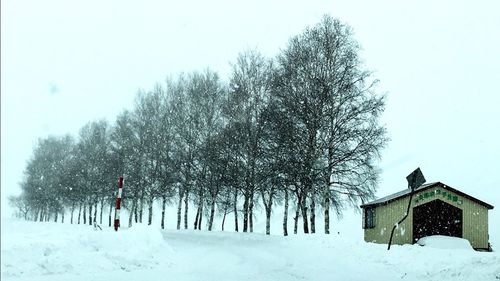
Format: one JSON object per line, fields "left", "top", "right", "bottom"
{"left": 129, "top": 199, "right": 136, "bottom": 227}
{"left": 161, "top": 196, "right": 167, "bottom": 229}
{"left": 139, "top": 194, "right": 144, "bottom": 223}
{"left": 134, "top": 199, "right": 139, "bottom": 223}
{"left": 324, "top": 195, "right": 330, "bottom": 234}
{"left": 176, "top": 189, "right": 183, "bottom": 230}
{"left": 197, "top": 201, "right": 203, "bottom": 230}
{"left": 183, "top": 191, "right": 189, "bottom": 229}
{"left": 70, "top": 203, "right": 75, "bottom": 224}
{"left": 194, "top": 205, "right": 200, "bottom": 230}
{"left": 249, "top": 192, "right": 254, "bottom": 233}
{"left": 109, "top": 199, "right": 113, "bottom": 227}
{"left": 147, "top": 196, "right": 154, "bottom": 225}
{"left": 61, "top": 211, "right": 65, "bottom": 223}
{"left": 83, "top": 203, "right": 87, "bottom": 224}
{"left": 99, "top": 198, "right": 104, "bottom": 225}
{"left": 208, "top": 199, "right": 216, "bottom": 231}
{"left": 310, "top": 197, "right": 316, "bottom": 234}
{"left": 233, "top": 190, "right": 239, "bottom": 232}
{"left": 326, "top": 147, "right": 333, "bottom": 235}
{"left": 301, "top": 198, "right": 309, "bottom": 234}
{"left": 283, "top": 188, "right": 289, "bottom": 236}
{"left": 78, "top": 204, "right": 82, "bottom": 224}
{"left": 264, "top": 189, "right": 275, "bottom": 235}
{"left": 242, "top": 193, "right": 249, "bottom": 232}
{"left": 93, "top": 201, "right": 98, "bottom": 224}
{"left": 54, "top": 211, "right": 58, "bottom": 222}
{"left": 293, "top": 199, "right": 300, "bottom": 234}
{"left": 221, "top": 209, "right": 227, "bottom": 231}
{"left": 265, "top": 206, "right": 271, "bottom": 235}
{"left": 88, "top": 202, "right": 93, "bottom": 225}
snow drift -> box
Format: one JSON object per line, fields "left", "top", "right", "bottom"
{"left": 417, "top": 235, "right": 474, "bottom": 250}
{"left": 1, "top": 219, "right": 173, "bottom": 279}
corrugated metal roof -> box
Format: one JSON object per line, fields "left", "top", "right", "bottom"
{"left": 360, "top": 182, "right": 494, "bottom": 209}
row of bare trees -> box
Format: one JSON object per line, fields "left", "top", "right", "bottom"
{"left": 10, "top": 16, "right": 387, "bottom": 235}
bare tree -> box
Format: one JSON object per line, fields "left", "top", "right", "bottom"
{"left": 226, "top": 49, "right": 272, "bottom": 233}
{"left": 8, "top": 195, "right": 30, "bottom": 219}
{"left": 14, "top": 14, "right": 386, "bottom": 238}
{"left": 270, "top": 15, "right": 387, "bottom": 234}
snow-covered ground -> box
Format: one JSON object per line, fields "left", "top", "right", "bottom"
{"left": 2, "top": 218, "right": 499, "bottom": 281}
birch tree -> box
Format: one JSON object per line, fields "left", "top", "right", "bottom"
{"left": 271, "top": 15, "right": 387, "bottom": 234}
{"left": 226, "top": 49, "right": 271, "bottom": 232}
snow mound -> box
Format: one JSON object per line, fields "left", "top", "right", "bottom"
{"left": 1, "top": 220, "right": 173, "bottom": 279}
{"left": 416, "top": 235, "right": 473, "bottom": 250}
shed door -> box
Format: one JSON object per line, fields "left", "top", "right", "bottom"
{"left": 412, "top": 199, "right": 462, "bottom": 243}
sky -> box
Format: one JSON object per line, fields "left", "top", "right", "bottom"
{"left": 2, "top": 0, "right": 500, "bottom": 239}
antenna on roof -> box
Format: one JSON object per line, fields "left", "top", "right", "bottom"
{"left": 388, "top": 167, "right": 425, "bottom": 250}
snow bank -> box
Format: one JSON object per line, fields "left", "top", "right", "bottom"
{"left": 416, "top": 235, "right": 473, "bottom": 250}
{"left": 1, "top": 219, "right": 173, "bottom": 279}
{"left": 2, "top": 219, "right": 499, "bottom": 281}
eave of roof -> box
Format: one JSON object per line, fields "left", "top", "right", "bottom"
{"left": 360, "top": 181, "right": 494, "bottom": 210}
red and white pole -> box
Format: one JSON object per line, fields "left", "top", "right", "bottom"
{"left": 114, "top": 177, "right": 123, "bottom": 231}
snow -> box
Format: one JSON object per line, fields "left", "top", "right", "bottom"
{"left": 1, "top": 219, "right": 173, "bottom": 279}
{"left": 2, "top": 219, "right": 500, "bottom": 281}
{"left": 417, "top": 235, "right": 473, "bottom": 250}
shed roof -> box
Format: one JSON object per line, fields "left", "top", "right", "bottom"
{"left": 360, "top": 181, "right": 494, "bottom": 210}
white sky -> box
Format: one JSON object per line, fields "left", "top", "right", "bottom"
{"left": 2, "top": 0, "right": 500, "bottom": 239}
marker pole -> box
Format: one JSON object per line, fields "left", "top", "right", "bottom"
{"left": 114, "top": 177, "right": 123, "bottom": 231}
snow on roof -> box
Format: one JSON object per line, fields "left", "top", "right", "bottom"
{"left": 360, "top": 182, "right": 494, "bottom": 209}
{"left": 360, "top": 182, "right": 437, "bottom": 207}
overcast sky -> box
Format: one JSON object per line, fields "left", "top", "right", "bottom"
{"left": 2, "top": 0, "right": 499, "bottom": 240}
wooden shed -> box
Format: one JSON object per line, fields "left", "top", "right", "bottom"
{"left": 360, "top": 182, "right": 494, "bottom": 250}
